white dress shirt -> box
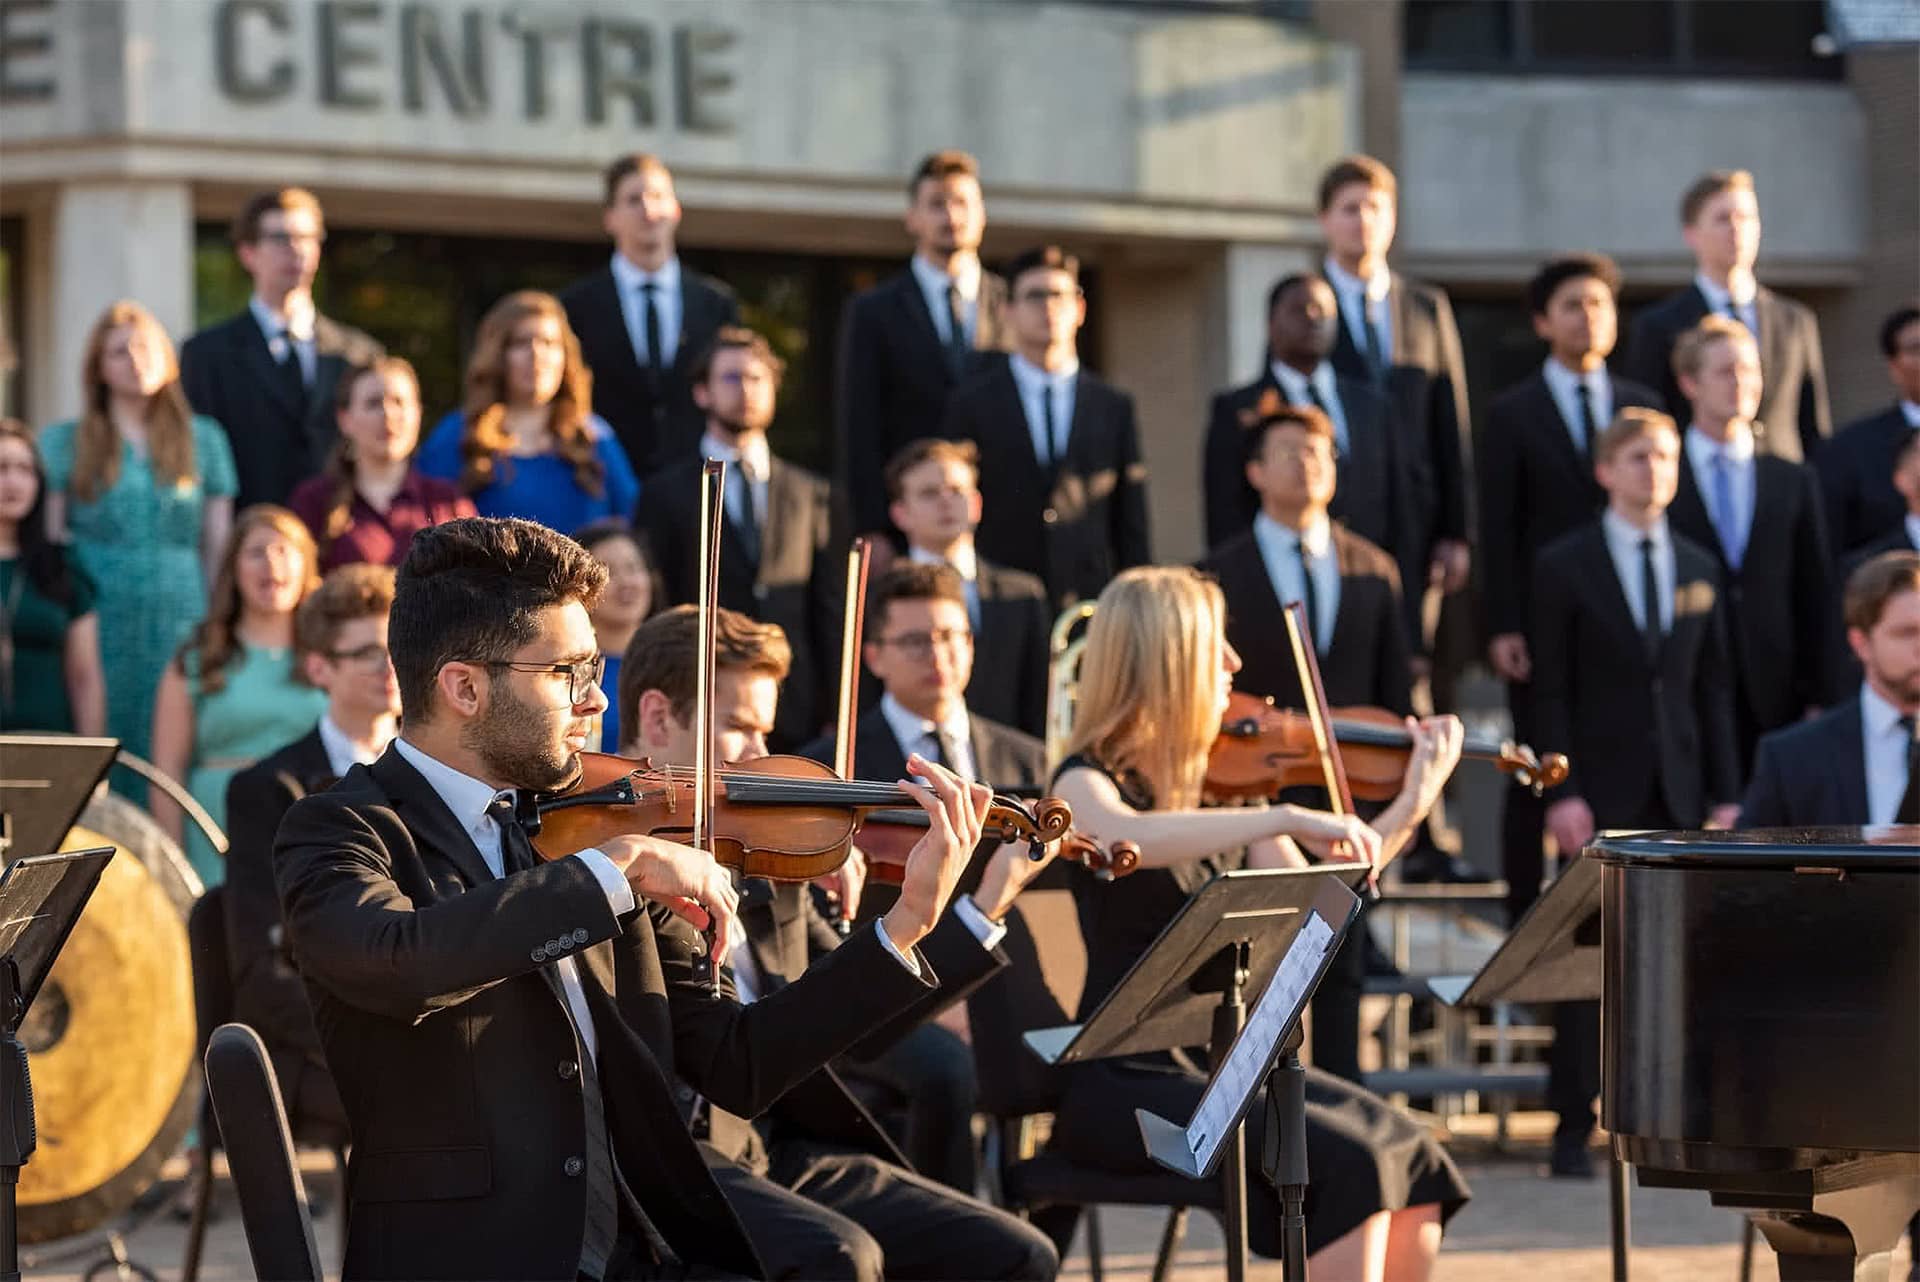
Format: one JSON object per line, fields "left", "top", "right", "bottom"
{"left": 909, "top": 253, "right": 982, "bottom": 348}
{"left": 316, "top": 714, "right": 388, "bottom": 780}
{"left": 1859, "top": 682, "right": 1916, "bottom": 827}
{"left": 1253, "top": 511, "right": 1340, "bottom": 651}
{"left": 1685, "top": 425, "right": 1757, "bottom": 565}
{"left": 249, "top": 294, "right": 317, "bottom": 386}
{"left": 699, "top": 428, "right": 771, "bottom": 535}
{"left": 1541, "top": 358, "right": 1614, "bottom": 454}
{"left": 908, "top": 543, "right": 981, "bottom": 629}
{"left": 611, "top": 251, "right": 683, "bottom": 368}
{"left": 1695, "top": 272, "right": 1759, "bottom": 338}
{"left": 880, "top": 693, "right": 978, "bottom": 782}
{"left": 1007, "top": 352, "right": 1078, "bottom": 469}
{"left": 392, "top": 737, "right": 635, "bottom": 1064}
{"left": 1906, "top": 514, "right": 1920, "bottom": 551}
{"left": 1900, "top": 401, "right": 1920, "bottom": 430}
{"left": 1601, "top": 509, "right": 1676, "bottom": 635}
{"left": 1323, "top": 256, "right": 1393, "bottom": 363}
{"left": 1271, "top": 361, "right": 1350, "bottom": 456}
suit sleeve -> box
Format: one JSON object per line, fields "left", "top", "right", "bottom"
{"left": 1530, "top": 552, "right": 1581, "bottom": 800}
{"left": 1017, "top": 591, "right": 1052, "bottom": 738}
{"left": 1112, "top": 393, "right": 1153, "bottom": 570}
{"left": 1695, "top": 589, "right": 1744, "bottom": 807}
{"left": 1813, "top": 434, "right": 1858, "bottom": 556}
{"left": 1476, "top": 400, "right": 1525, "bottom": 638}
{"left": 178, "top": 331, "right": 220, "bottom": 422}
{"left": 274, "top": 794, "right": 624, "bottom": 1024}
{"left": 1429, "top": 291, "right": 1473, "bottom": 542}
{"left": 1739, "top": 734, "right": 1792, "bottom": 827}
{"left": 638, "top": 482, "right": 691, "bottom": 606}
{"left": 1789, "top": 468, "right": 1835, "bottom": 710}
{"left": 1203, "top": 395, "right": 1247, "bottom": 551}
{"left": 1796, "top": 308, "right": 1833, "bottom": 461}
{"left": 223, "top": 767, "right": 318, "bottom": 1049}
{"left": 835, "top": 297, "right": 893, "bottom": 538}
{"left": 846, "top": 908, "right": 1008, "bottom": 1060}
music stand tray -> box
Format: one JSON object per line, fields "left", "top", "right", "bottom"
{"left": 0, "top": 849, "right": 116, "bottom": 1282}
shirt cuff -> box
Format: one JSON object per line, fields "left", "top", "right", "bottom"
{"left": 872, "top": 918, "right": 923, "bottom": 979}
{"left": 573, "top": 848, "right": 637, "bottom": 918}
{"left": 954, "top": 895, "right": 1009, "bottom": 953}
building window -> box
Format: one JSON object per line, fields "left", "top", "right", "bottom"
{"left": 1403, "top": 0, "right": 1839, "bottom": 78}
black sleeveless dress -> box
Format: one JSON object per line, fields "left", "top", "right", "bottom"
{"left": 1047, "top": 754, "right": 1471, "bottom": 1255}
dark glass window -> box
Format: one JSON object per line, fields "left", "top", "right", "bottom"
{"left": 1690, "top": 0, "right": 1828, "bottom": 74}
{"left": 1405, "top": 1, "right": 1516, "bottom": 65}
{"left": 1403, "top": 0, "right": 1838, "bottom": 77}
{"left": 1528, "top": 0, "right": 1674, "bottom": 65}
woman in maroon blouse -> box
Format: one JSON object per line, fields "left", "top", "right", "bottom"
{"left": 290, "top": 357, "right": 475, "bottom": 570}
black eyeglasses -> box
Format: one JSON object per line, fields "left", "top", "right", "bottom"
{"left": 481, "top": 655, "right": 606, "bottom": 703}
{"left": 326, "top": 643, "right": 392, "bottom": 669}
{"left": 873, "top": 629, "right": 972, "bottom": 660}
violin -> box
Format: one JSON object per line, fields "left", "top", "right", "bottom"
{"left": 528, "top": 751, "right": 1077, "bottom": 884}
{"left": 852, "top": 808, "right": 1141, "bottom": 883}
{"left": 1205, "top": 690, "right": 1569, "bottom": 804}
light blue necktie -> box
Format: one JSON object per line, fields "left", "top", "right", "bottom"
{"left": 1711, "top": 453, "right": 1746, "bottom": 570}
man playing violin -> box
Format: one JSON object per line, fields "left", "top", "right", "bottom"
{"left": 616, "top": 602, "right": 1061, "bottom": 1281}
{"left": 274, "top": 517, "right": 998, "bottom": 1282}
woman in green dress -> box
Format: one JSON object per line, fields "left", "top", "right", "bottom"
{"left": 39, "top": 301, "right": 237, "bottom": 777}
{"left": 149, "top": 505, "right": 324, "bottom": 887}
{"left": 0, "top": 420, "right": 106, "bottom": 733}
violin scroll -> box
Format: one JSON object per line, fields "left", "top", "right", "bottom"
{"left": 1502, "top": 744, "right": 1570, "bottom": 796}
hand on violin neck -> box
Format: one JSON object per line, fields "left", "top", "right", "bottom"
{"left": 1366, "top": 714, "right": 1466, "bottom": 865}
{"left": 879, "top": 754, "right": 991, "bottom": 950}
{"left": 601, "top": 833, "right": 742, "bottom": 968}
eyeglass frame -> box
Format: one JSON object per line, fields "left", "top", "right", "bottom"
{"left": 323, "top": 642, "right": 394, "bottom": 669}
{"left": 473, "top": 654, "right": 607, "bottom": 704}
{"left": 870, "top": 628, "right": 974, "bottom": 661}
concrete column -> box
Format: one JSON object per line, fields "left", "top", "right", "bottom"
{"left": 37, "top": 181, "right": 194, "bottom": 424}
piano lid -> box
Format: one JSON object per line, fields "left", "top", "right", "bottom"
{"left": 1591, "top": 825, "right": 1920, "bottom": 870}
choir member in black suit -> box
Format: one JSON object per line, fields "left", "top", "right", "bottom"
{"left": 616, "top": 604, "right": 1058, "bottom": 1280}
{"left": 1316, "top": 155, "right": 1472, "bottom": 612}
{"left": 180, "top": 188, "right": 382, "bottom": 511}
{"left": 1665, "top": 317, "right": 1832, "bottom": 772}
{"left": 837, "top": 151, "right": 1009, "bottom": 546}
{"left": 1624, "top": 170, "right": 1830, "bottom": 463}
{"left": 1743, "top": 551, "right": 1920, "bottom": 828}
{"left": 1197, "top": 400, "right": 1409, "bottom": 1083}
{"left": 224, "top": 564, "right": 397, "bottom": 1134}
{"left": 273, "top": 516, "right": 996, "bottom": 1282}
{"left": 1478, "top": 254, "right": 1664, "bottom": 920}
{"left": 639, "top": 327, "right": 840, "bottom": 752}
{"left": 1531, "top": 409, "right": 1741, "bottom": 1178}
{"left": 942, "top": 246, "right": 1150, "bottom": 609}
{"left": 560, "top": 153, "right": 740, "bottom": 477}
{"left": 882, "top": 438, "right": 1050, "bottom": 738}
{"left": 1818, "top": 305, "right": 1920, "bottom": 559}
{"left": 1847, "top": 432, "right": 1920, "bottom": 568}
{"left": 1202, "top": 275, "right": 1401, "bottom": 575}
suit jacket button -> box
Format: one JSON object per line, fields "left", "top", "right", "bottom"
{"left": 572, "top": 927, "right": 589, "bottom": 944}
{"left": 548, "top": 938, "right": 565, "bottom": 954}
{"left": 558, "top": 1060, "right": 579, "bottom": 1080}
{"left": 563, "top": 1156, "right": 585, "bottom": 1177}
{"left": 675, "top": 1084, "right": 695, "bottom": 1103}
{"left": 531, "top": 947, "right": 547, "bottom": 962}
{"left": 1042, "top": 508, "right": 1058, "bottom": 524}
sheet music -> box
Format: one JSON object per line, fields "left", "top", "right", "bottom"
{"left": 1184, "top": 911, "right": 1335, "bottom": 1172}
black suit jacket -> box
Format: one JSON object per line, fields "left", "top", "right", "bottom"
{"left": 1476, "top": 369, "right": 1665, "bottom": 640}
{"left": 1667, "top": 449, "right": 1831, "bottom": 755}
{"left": 970, "top": 558, "right": 1051, "bottom": 738}
{"left": 836, "top": 267, "right": 1010, "bottom": 540}
{"left": 179, "top": 310, "right": 383, "bottom": 511}
{"left": 276, "top": 747, "right": 938, "bottom": 1281}
{"left": 1199, "top": 525, "right": 1412, "bottom": 715}
{"left": 1624, "top": 283, "right": 1830, "bottom": 463}
{"left": 1740, "top": 695, "right": 1869, "bottom": 828}
{"left": 1817, "top": 405, "right": 1913, "bottom": 558}
{"left": 559, "top": 263, "right": 739, "bottom": 477}
{"left": 1200, "top": 367, "right": 1401, "bottom": 560}
{"left": 943, "top": 362, "right": 1151, "bottom": 609}
{"left": 640, "top": 453, "right": 842, "bottom": 749}
{"left": 223, "top": 726, "right": 338, "bottom": 1116}
{"left": 1529, "top": 523, "right": 1741, "bottom": 827}
{"left": 1327, "top": 271, "right": 1471, "bottom": 559}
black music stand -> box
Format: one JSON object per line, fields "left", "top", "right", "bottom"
{"left": 0, "top": 736, "right": 119, "bottom": 864}
{"left": 1024, "top": 867, "right": 1367, "bottom": 1282}
{"left": 0, "top": 849, "right": 116, "bottom": 1282}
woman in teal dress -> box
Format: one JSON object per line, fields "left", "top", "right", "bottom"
{"left": 39, "top": 301, "right": 237, "bottom": 781}
{"left": 149, "top": 505, "right": 323, "bottom": 887}
{"left": 0, "top": 421, "right": 106, "bottom": 733}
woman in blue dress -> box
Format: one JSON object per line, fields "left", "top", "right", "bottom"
{"left": 418, "top": 290, "right": 638, "bottom": 532}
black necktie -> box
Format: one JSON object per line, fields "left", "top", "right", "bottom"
{"left": 1296, "top": 538, "right": 1321, "bottom": 654}
{"left": 639, "top": 281, "right": 664, "bottom": 375}
{"left": 1574, "top": 381, "right": 1596, "bottom": 458}
{"left": 1638, "top": 537, "right": 1663, "bottom": 659}
{"left": 275, "top": 331, "right": 308, "bottom": 406}
{"left": 1302, "top": 379, "right": 1343, "bottom": 456}
{"left": 487, "top": 793, "right": 538, "bottom": 875}
{"left": 1039, "top": 383, "right": 1059, "bottom": 478}
{"left": 1360, "top": 301, "right": 1387, "bottom": 384}
{"left": 945, "top": 283, "right": 970, "bottom": 377}
{"left": 729, "top": 463, "right": 762, "bottom": 570}
{"left": 1897, "top": 716, "right": 1919, "bottom": 825}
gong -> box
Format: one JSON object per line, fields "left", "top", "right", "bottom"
{"left": 15, "top": 790, "right": 199, "bottom": 1244}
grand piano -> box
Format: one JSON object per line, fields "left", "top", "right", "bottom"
{"left": 1592, "top": 826, "right": 1920, "bottom": 1282}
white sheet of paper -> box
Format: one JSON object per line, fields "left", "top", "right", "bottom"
{"left": 1184, "top": 912, "right": 1335, "bottom": 1172}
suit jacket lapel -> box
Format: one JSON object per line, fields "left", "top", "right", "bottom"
{"left": 975, "top": 274, "right": 1009, "bottom": 353}
{"left": 1755, "top": 288, "right": 1788, "bottom": 385}
{"left": 1387, "top": 275, "right": 1414, "bottom": 367}
{"left": 1531, "top": 375, "right": 1592, "bottom": 484}
{"left": 240, "top": 309, "right": 306, "bottom": 419}
{"left": 1834, "top": 697, "right": 1870, "bottom": 820}
{"left": 369, "top": 747, "right": 498, "bottom": 891}
{"left": 856, "top": 707, "right": 910, "bottom": 783}
{"left": 287, "top": 728, "right": 336, "bottom": 791}
{"left": 1579, "top": 528, "right": 1652, "bottom": 662}
{"left": 892, "top": 271, "right": 945, "bottom": 373}
{"left": 1670, "top": 462, "right": 1721, "bottom": 570}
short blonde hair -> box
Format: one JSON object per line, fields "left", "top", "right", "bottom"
{"left": 1593, "top": 407, "right": 1680, "bottom": 466}
{"left": 1680, "top": 169, "right": 1755, "bottom": 226}
{"left": 1671, "top": 314, "right": 1756, "bottom": 382}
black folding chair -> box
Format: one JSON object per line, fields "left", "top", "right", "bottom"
{"left": 204, "top": 1023, "right": 325, "bottom": 1282}
{"left": 966, "top": 881, "right": 1221, "bottom": 1282}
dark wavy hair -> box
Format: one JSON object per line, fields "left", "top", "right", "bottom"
{"left": 0, "top": 419, "right": 81, "bottom": 607}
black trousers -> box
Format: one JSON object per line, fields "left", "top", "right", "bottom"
{"left": 710, "top": 1143, "right": 1057, "bottom": 1282}
{"left": 835, "top": 1021, "right": 979, "bottom": 1193}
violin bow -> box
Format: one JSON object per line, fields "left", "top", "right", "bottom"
{"left": 1281, "top": 600, "right": 1375, "bottom": 894}
{"left": 692, "top": 459, "right": 728, "bottom": 995}
{"left": 826, "top": 537, "right": 875, "bottom": 935}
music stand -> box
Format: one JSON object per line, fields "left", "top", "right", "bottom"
{"left": 1024, "top": 866, "right": 1367, "bottom": 1282}
{"left": 0, "top": 736, "right": 118, "bottom": 864}
{"left": 0, "top": 849, "right": 116, "bottom": 1282}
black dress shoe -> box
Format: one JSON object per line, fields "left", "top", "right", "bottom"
{"left": 1550, "top": 1136, "right": 1596, "bottom": 1179}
